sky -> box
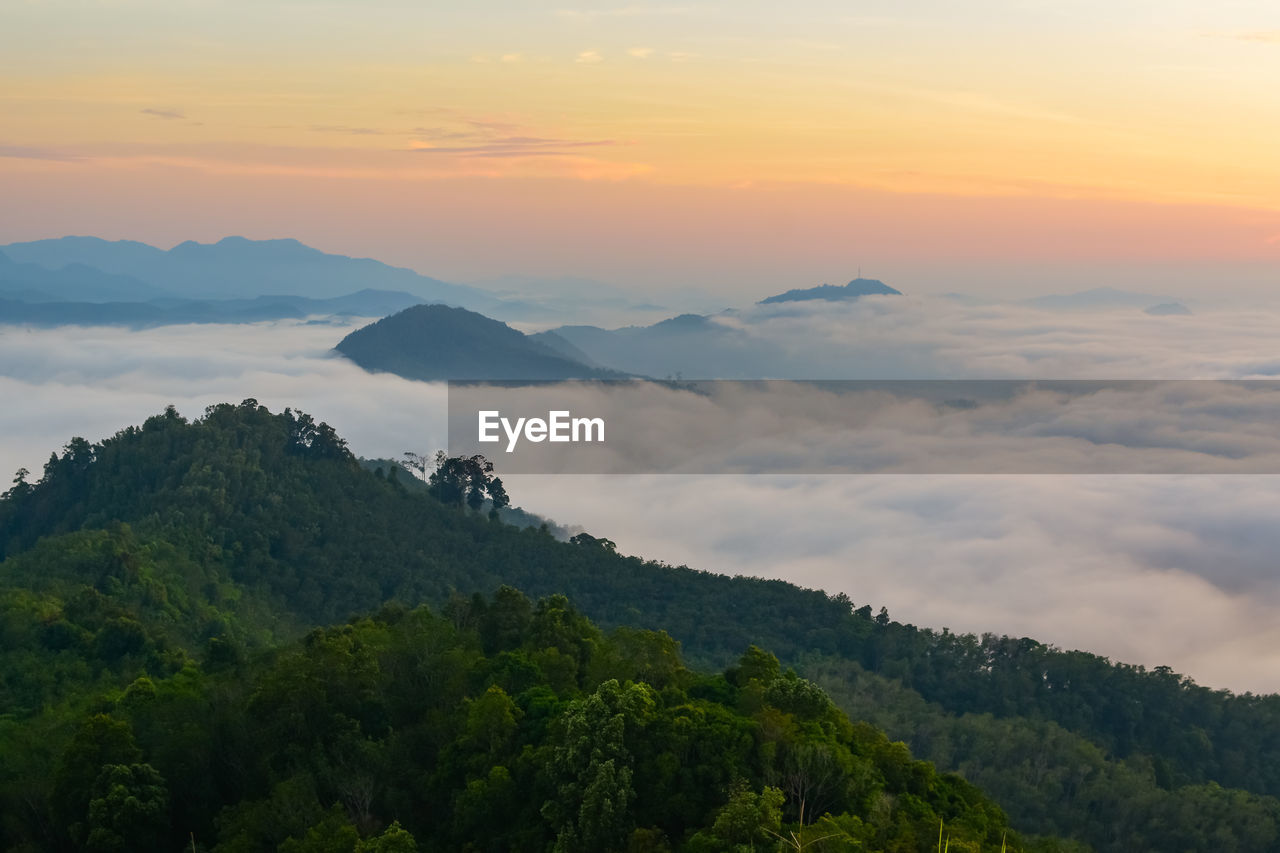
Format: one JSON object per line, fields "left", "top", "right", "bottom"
{"left": 3, "top": 0, "right": 1280, "bottom": 298}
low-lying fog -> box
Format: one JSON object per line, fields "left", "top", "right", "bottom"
{"left": 6, "top": 297, "right": 1280, "bottom": 692}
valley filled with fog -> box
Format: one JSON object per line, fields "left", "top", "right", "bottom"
{"left": 6, "top": 294, "right": 1280, "bottom": 692}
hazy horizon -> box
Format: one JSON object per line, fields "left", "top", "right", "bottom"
{"left": 5, "top": 231, "right": 1278, "bottom": 308}
{"left": 5, "top": 0, "right": 1280, "bottom": 301}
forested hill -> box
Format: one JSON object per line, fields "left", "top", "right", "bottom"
{"left": 4, "top": 402, "right": 1280, "bottom": 850}
{"left": 4, "top": 582, "right": 1046, "bottom": 853}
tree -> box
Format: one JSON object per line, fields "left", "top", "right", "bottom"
{"left": 3, "top": 468, "right": 31, "bottom": 501}
{"left": 52, "top": 715, "right": 144, "bottom": 846}
{"left": 479, "top": 585, "right": 533, "bottom": 653}
{"left": 462, "top": 685, "right": 521, "bottom": 758}
{"left": 358, "top": 821, "right": 419, "bottom": 853}
{"left": 570, "top": 532, "right": 617, "bottom": 552}
{"left": 706, "top": 782, "right": 785, "bottom": 852}
{"left": 543, "top": 680, "right": 656, "bottom": 852}
{"left": 727, "top": 646, "right": 781, "bottom": 688}
{"left": 487, "top": 476, "right": 510, "bottom": 520}
{"left": 427, "top": 453, "right": 510, "bottom": 514}
{"left": 768, "top": 741, "right": 845, "bottom": 826}
{"left": 84, "top": 763, "right": 170, "bottom": 853}
{"left": 284, "top": 408, "right": 349, "bottom": 460}
{"left": 400, "top": 452, "right": 431, "bottom": 482}
{"left": 277, "top": 804, "right": 360, "bottom": 853}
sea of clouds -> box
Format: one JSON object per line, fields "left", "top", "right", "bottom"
{"left": 6, "top": 297, "right": 1280, "bottom": 692}
{"left": 449, "top": 378, "right": 1280, "bottom": 474}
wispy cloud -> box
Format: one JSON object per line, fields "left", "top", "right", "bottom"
{"left": 409, "top": 127, "right": 476, "bottom": 141}
{"left": 466, "top": 117, "right": 523, "bottom": 134}
{"left": 501, "top": 136, "right": 607, "bottom": 146}
{"left": 576, "top": 49, "right": 603, "bottom": 63}
{"left": 0, "top": 120, "right": 645, "bottom": 182}
{"left": 399, "top": 113, "right": 643, "bottom": 177}
{"left": 393, "top": 109, "right": 524, "bottom": 137}
{"left": 0, "top": 143, "right": 82, "bottom": 162}
{"left": 141, "top": 108, "right": 186, "bottom": 120}
{"left": 310, "top": 125, "right": 385, "bottom": 135}
{"left": 409, "top": 136, "right": 617, "bottom": 158}
{"left": 628, "top": 47, "right": 654, "bottom": 58}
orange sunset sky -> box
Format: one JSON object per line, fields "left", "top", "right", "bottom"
{"left": 3, "top": 0, "right": 1280, "bottom": 298}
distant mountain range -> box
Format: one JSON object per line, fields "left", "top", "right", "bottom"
{"left": 0, "top": 247, "right": 169, "bottom": 302}
{"left": 520, "top": 278, "right": 910, "bottom": 378}
{"left": 0, "top": 236, "right": 554, "bottom": 327}
{"left": 0, "top": 286, "right": 427, "bottom": 328}
{"left": 0, "top": 236, "right": 1203, "bottom": 332}
{"left": 0, "top": 237, "right": 694, "bottom": 327}
{"left": 334, "top": 304, "right": 623, "bottom": 380}
{"left": 514, "top": 280, "right": 907, "bottom": 378}
{"left": 530, "top": 313, "right": 755, "bottom": 379}
{"left": 4, "top": 238, "right": 1204, "bottom": 380}
{"left": 758, "top": 277, "right": 902, "bottom": 304}
{"left": 0, "top": 236, "right": 497, "bottom": 305}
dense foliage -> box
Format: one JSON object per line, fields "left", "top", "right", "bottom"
{"left": 3, "top": 401, "right": 1280, "bottom": 850}
{"left": 3, "top": 585, "right": 1038, "bottom": 852}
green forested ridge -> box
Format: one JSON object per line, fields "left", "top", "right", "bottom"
{"left": 1, "top": 401, "right": 1279, "bottom": 850}
{"left": 803, "top": 657, "right": 1280, "bottom": 851}
{"left": 1, "top": 586, "right": 1050, "bottom": 852}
